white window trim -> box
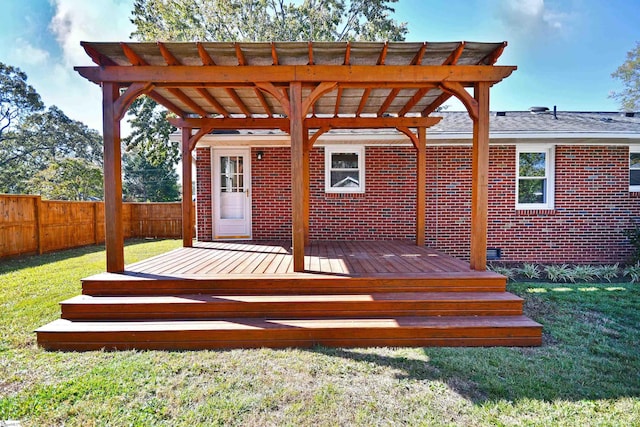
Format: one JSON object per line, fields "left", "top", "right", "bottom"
{"left": 515, "top": 144, "right": 555, "bottom": 210}
{"left": 630, "top": 146, "right": 640, "bottom": 192}
{"left": 324, "top": 145, "right": 365, "bottom": 193}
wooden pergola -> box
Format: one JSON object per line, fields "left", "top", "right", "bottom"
{"left": 76, "top": 41, "right": 515, "bottom": 274}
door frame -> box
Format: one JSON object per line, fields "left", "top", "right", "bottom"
{"left": 211, "top": 147, "right": 252, "bottom": 240}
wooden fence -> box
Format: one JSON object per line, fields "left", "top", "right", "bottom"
{"left": 0, "top": 194, "right": 193, "bottom": 258}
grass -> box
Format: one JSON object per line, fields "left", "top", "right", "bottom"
{"left": 1, "top": 240, "right": 639, "bottom": 426}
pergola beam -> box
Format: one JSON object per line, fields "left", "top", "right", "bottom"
{"left": 167, "top": 116, "right": 442, "bottom": 130}
{"left": 75, "top": 65, "right": 516, "bottom": 85}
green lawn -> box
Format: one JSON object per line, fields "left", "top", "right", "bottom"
{"left": 1, "top": 240, "right": 639, "bottom": 426}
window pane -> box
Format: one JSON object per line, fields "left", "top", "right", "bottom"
{"left": 332, "top": 153, "right": 358, "bottom": 169}
{"left": 331, "top": 171, "right": 360, "bottom": 188}
{"left": 221, "top": 174, "right": 238, "bottom": 192}
{"left": 519, "top": 152, "right": 546, "bottom": 177}
{"left": 631, "top": 153, "right": 640, "bottom": 168}
{"left": 221, "top": 157, "right": 237, "bottom": 175}
{"left": 518, "top": 178, "right": 546, "bottom": 204}
{"left": 631, "top": 170, "right": 640, "bottom": 186}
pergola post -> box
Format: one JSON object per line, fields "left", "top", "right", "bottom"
{"left": 290, "top": 82, "right": 306, "bottom": 272}
{"left": 181, "top": 127, "right": 194, "bottom": 247}
{"left": 416, "top": 127, "right": 427, "bottom": 246}
{"left": 303, "top": 128, "right": 311, "bottom": 246}
{"left": 102, "top": 82, "right": 124, "bottom": 272}
{"left": 470, "top": 82, "right": 490, "bottom": 271}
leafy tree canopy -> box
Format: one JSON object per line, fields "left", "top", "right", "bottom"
{"left": 126, "top": 0, "right": 407, "bottom": 166}
{"left": 611, "top": 41, "right": 640, "bottom": 111}
{"left": 0, "top": 105, "right": 103, "bottom": 193}
{"left": 28, "top": 158, "right": 103, "bottom": 201}
{"left": 131, "top": 0, "right": 407, "bottom": 42}
{"left": 0, "top": 62, "right": 104, "bottom": 195}
{"left": 0, "top": 62, "right": 44, "bottom": 142}
{"left": 123, "top": 147, "right": 180, "bottom": 202}
{"left": 124, "top": 97, "right": 178, "bottom": 166}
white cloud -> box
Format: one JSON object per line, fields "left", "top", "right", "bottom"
{"left": 37, "top": 0, "right": 135, "bottom": 131}
{"left": 496, "top": 0, "right": 571, "bottom": 37}
{"left": 11, "top": 38, "right": 51, "bottom": 65}
{"left": 49, "top": 0, "right": 135, "bottom": 67}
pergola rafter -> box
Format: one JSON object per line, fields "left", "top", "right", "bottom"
{"left": 78, "top": 41, "right": 515, "bottom": 273}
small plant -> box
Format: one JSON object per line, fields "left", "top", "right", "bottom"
{"left": 517, "top": 263, "right": 541, "bottom": 279}
{"left": 624, "top": 222, "right": 640, "bottom": 264}
{"left": 571, "top": 265, "right": 599, "bottom": 282}
{"left": 623, "top": 262, "right": 640, "bottom": 283}
{"left": 488, "top": 264, "right": 515, "bottom": 281}
{"left": 544, "top": 264, "right": 573, "bottom": 283}
{"left": 595, "top": 264, "right": 619, "bottom": 282}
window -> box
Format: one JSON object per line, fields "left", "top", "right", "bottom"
{"left": 516, "top": 145, "right": 554, "bottom": 209}
{"left": 325, "top": 145, "right": 365, "bottom": 193}
{"left": 630, "top": 147, "right": 640, "bottom": 192}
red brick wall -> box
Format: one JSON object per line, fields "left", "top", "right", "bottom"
{"left": 425, "top": 145, "right": 639, "bottom": 264}
{"left": 196, "top": 144, "right": 639, "bottom": 264}
{"left": 195, "top": 147, "right": 212, "bottom": 241}
{"left": 249, "top": 146, "right": 416, "bottom": 240}
{"left": 251, "top": 147, "right": 292, "bottom": 239}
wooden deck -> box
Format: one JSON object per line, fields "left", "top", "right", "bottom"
{"left": 128, "top": 240, "right": 476, "bottom": 277}
{"left": 37, "top": 241, "right": 542, "bottom": 350}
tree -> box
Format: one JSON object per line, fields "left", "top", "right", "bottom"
{"left": 123, "top": 148, "right": 180, "bottom": 202}
{"left": 611, "top": 42, "right": 640, "bottom": 111}
{"left": 126, "top": 0, "right": 407, "bottom": 164}
{"left": 131, "top": 0, "right": 407, "bottom": 42}
{"left": 123, "top": 96, "right": 178, "bottom": 167}
{"left": 0, "top": 105, "right": 103, "bottom": 193}
{"left": 0, "top": 62, "right": 44, "bottom": 143}
{"left": 28, "top": 158, "right": 103, "bottom": 201}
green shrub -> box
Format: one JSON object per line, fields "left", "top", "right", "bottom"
{"left": 595, "top": 264, "right": 619, "bottom": 282}
{"left": 517, "top": 263, "right": 541, "bottom": 279}
{"left": 571, "top": 265, "right": 599, "bottom": 282}
{"left": 624, "top": 223, "right": 640, "bottom": 263}
{"left": 487, "top": 264, "right": 515, "bottom": 281}
{"left": 544, "top": 264, "right": 573, "bottom": 282}
{"left": 623, "top": 262, "right": 640, "bottom": 283}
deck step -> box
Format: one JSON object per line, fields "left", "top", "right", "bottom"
{"left": 81, "top": 272, "right": 507, "bottom": 296}
{"left": 36, "top": 316, "right": 543, "bottom": 351}
{"left": 61, "top": 292, "right": 524, "bottom": 320}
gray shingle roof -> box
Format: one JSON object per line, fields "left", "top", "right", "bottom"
{"left": 430, "top": 111, "right": 640, "bottom": 135}
{"left": 191, "top": 111, "right": 640, "bottom": 142}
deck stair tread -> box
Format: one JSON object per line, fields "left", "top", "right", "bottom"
{"left": 60, "top": 292, "right": 524, "bottom": 319}
{"left": 39, "top": 315, "right": 541, "bottom": 332}
{"left": 36, "top": 316, "right": 543, "bottom": 350}
{"left": 63, "top": 292, "right": 522, "bottom": 304}
{"left": 81, "top": 273, "right": 507, "bottom": 296}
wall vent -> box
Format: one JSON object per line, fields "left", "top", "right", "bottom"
{"left": 487, "top": 248, "right": 502, "bottom": 260}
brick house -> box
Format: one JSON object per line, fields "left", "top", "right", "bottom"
{"left": 194, "top": 110, "right": 640, "bottom": 264}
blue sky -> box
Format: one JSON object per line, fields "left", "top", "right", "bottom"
{"left": 0, "top": 0, "right": 638, "bottom": 132}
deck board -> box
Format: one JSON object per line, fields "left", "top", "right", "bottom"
{"left": 120, "top": 240, "right": 489, "bottom": 278}
{"left": 97, "top": 241, "right": 503, "bottom": 280}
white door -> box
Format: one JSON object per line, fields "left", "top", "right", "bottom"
{"left": 213, "top": 148, "right": 252, "bottom": 239}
